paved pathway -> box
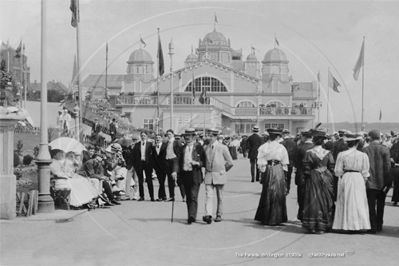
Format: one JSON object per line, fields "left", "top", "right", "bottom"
{"left": 1, "top": 156, "right": 399, "bottom": 265}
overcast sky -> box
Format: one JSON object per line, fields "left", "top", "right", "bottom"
{"left": 1, "top": 0, "right": 398, "bottom": 123}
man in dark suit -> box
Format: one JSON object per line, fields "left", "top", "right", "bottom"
{"left": 109, "top": 118, "right": 117, "bottom": 142}
{"left": 331, "top": 129, "right": 348, "bottom": 200}
{"left": 165, "top": 129, "right": 183, "bottom": 201}
{"left": 132, "top": 131, "right": 154, "bottom": 201}
{"left": 246, "top": 126, "right": 263, "bottom": 182}
{"left": 281, "top": 129, "right": 297, "bottom": 194}
{"left": 240, "top": 135, "right": 248, "bottom": 158}
{"left": 295, "top": 129, "right": 314, "bottom": 222}
{"left": 363, "top": 129, "right": 391, "bottom": 233}
{"left": 324, "top": 134, "right": 334, "bottom": 151}
{"left": 179, "top": 128, "right": 206, "bottom": 224}
{"left": 91, "top": 118, "right": 102, "bottom": 146}
{"left": 151, "top": 133, "right": 168, "bottom": 201}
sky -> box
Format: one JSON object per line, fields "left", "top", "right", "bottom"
{"left": 1, "top": 0, "right": 399, "bottom": 124}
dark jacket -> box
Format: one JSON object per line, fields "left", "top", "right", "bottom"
{"left": 78, "top": 158, "right": 104, "bottom": 179}
{"left": 179, "top": 142, "right": 206, "bottom": 183}
{"left": 246, "top": 133, "right": 263, "bottom": 160}
{"left": 281, "top": 137, "right": 298, "bottom": 167}
{"left": 240, "top": 137, "right": 248, "bottom": 150}
{"left": 122, "top": 145, "right": 135, "bottom": 170}
{"left": 92, "top": 122, "right": 101, "bottom": 135}
{"left": 132, "top": 140, "right": 153, "bottom": 169}
{"left": 151, "top": 141, "right": 168, "bottom": 175}
{"left": 165, "top": 140, "right": 182, "bottom": 174}
{"left": 109, "top": 122, "right": 117, "bottom": 136}
{"left": 324, "top": 140, "right": 333, "bottom": 151}
{"left": 363, "top": 142, "right": 391, "bottom": 190}
{"left": 295, "top": 141, "right": 314, "bottom": 185}
{"left": 332, "top": 138, "right": 348, "bottom": 161}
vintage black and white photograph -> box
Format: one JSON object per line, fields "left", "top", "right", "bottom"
{"left": 1, "top": 0, "right": 398, "bottom": 265}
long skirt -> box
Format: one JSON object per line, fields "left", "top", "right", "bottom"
{"left": 229, "top": 146, "right": 238, "bottom": 160}
{"left": 68, "top": 175, "right": 97, "bottom": 207}
{"left": 332, "top": 173, "right": 370, "bottom": 230}
{"left": 254, "top": 164, "right": 287, "bottom": 225}
{"left": 302, "top": 169, "right": 335, "bottom": 232}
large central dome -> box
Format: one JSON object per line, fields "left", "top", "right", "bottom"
{"left": 203, "top": 30, "right": 227, "bottom": 43}
{"left": 262, "top": 48, "right": 288, "bottom": 63}
{"left": 128, "top": 49, "right": 153, "bottom": 64}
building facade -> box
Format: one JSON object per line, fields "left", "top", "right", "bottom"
{"left": 82, "top": 29, "right": 317, "bottom": 135}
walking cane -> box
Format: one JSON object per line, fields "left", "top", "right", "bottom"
{"left": 171, "top": 198, "right": 174, "bottom": 223}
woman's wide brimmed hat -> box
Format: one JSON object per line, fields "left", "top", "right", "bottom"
{"left": 311, "top": 128, "right": 328, "bottom": 138}
{"left": 266, "top": 128, "right": 283, "bottom": 135}
{"left": 344, "top": 132, "right": 363, "bottom": 141}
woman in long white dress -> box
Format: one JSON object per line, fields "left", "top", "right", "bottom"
{"left": 332, "top": 133, "right": 371, "bottom": 232}
{"left": 50, "top": 151, "right": 97, "bottom": 209}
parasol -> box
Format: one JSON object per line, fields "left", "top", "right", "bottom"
{"left": 49, "top": 137, "right": 87, "bottom": 154}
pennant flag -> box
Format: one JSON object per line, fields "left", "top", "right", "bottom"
{"left": 215, "top": 13, "right": 218, "bottom": 23}
{"left": 70, "top": 0, "right": 79, "bottom": 28}
{"left": 199, "top": 87, "right": 207, "bottom": 104}
{"left": 140, "top": 36, "right": 146, "bottom": 48}
{"left": 15, "top": 41, "right": 22, "bottom": 58}
{"left": 192, "top": 70, "right": 196, "bottom": 99}
{"left": 317, "top": 71, "right": 321, "bottom": 82}
{"left": 328, "top": 70, "right": 341, "bottom": 93}
{"left": 353, "top": 39, "right": 365, "bottom": 81}
{"left": 207, "top": 37, "right": 213, "bottom": 44}
{"left": 275, "top": 36, "right": 279, "bottom": 47}
{"left": 379, "top": 109, "right": 382, "bottom": 121}
{"left": 157, "top": 32, "right": 164, "bottom": 76}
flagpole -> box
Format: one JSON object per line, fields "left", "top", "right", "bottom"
{"left": 105, "top": 41, "right": 108, "bottom": 97}
{"left": 76, "top": 0, "right": 82, "bottom": 142}
{"left": 6, "top": 40, "right": 10, "bottom": 72}
{"left": 203, "top": 98, "right": 206, "bottom": 135}
{"left": 361, "top": 36, "right": 365, "bottom": 128}
{"left": 20, "top": 38, "right": 23, "bottom": 108}
{"left": 190, "top": 69, "right": 194, "bottom": 127}
{"left": 157, "top": 29, "right": 160, "bottom": 134}
{"left": 169, "top": 40, "right": 174, "bottom": 131}
{"left": 23, "top": 44, "right": 27, "bottom": 109}
{"left": 327, "top": 68, "right": 330, "bottom": 124}
{"left": 317, "top": 71, "right": 320, "bottom": 124}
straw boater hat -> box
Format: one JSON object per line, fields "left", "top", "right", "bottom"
{"left": 262, "top": 131, "right": 269, "bottom": 136}
{"left": 183, "top": 128, "right": 196, "bottom": 136}
{"left": 282, "top": 129, "right": 290, "bottom": 134}
{"left": 252, "top": 126, "right": 260, "bottom": 133}
{"left": 208, "top": 128, "right": 219, "bottom": 135}
{"left": 344, "top": 132, "right": 363, "bottom": 141}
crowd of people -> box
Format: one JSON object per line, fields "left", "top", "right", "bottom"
{"left": 48, "top": 121, "right": 398, "bottom": 230}
{"left": 245, "top": 125, "right": 398, "bottom": 234}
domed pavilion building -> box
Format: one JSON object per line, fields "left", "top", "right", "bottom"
{"left": 82, "top": 29, "right": 317, "bottom": 135}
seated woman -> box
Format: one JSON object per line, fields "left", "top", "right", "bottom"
{"left": 50, "top": 150, "right": 97, "bottom": 209}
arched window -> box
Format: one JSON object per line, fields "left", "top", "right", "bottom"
{"left": 236, "top": 100, "right": 255, "bottom": 108}
{"left": 185, "top": 76, "right": 227, "bottom": 92}
{"left": 264, "top": 100, "right": 285, "bottom": 107}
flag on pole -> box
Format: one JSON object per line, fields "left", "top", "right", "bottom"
{"left": 328, "top": 70, "right": 341, "bottom": 93}
{"left": 207, "top": 37, "right": 213, "bottom": 44}
{"left": 157, "top": 32, "right": 164, "bottom": 76}
{"left": 192, "top": 70, "right": 196, "bottom": 99}
{"left": 199, "top": 87, "right": 207, "bottom": 104}
{"left": 70, "top": 0, "right": 79, "bottom": 28}
{"left": 215, "top": 13, "right": 218, "bottom": 23}
{"left": 15, "top": 40, "right": 22, "bottom": 58}
{"left": 275, "top": 36, "right": 279, "bottom": 47}
{"left": 353, "top": 39, "right": 365, "bottom": 81}
{"left": 106, "top": 41, "right": 108, "bottom": 54}
{"left": 379, "top": 109, "right": 382, "bottom": 121}
{"left": 317, "top": 71, "right": 321, "bottom": 82}
{"left": 140, "top": 36, "right": 146, "bottom": 48}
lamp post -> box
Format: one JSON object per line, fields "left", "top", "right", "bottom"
{"left": 35, "top": 0, "right": 54, "bottom": 213}
{"left": 73, "top": 105, "right": 80, "bottom": 141}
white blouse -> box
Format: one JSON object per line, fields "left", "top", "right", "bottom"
{"left": 257, "top": 140, "right": 289, "bottom": 171}
{"left": 334, "top": 147, "right": 370, "bottom": 178}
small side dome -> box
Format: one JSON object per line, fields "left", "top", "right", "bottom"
{"left": 185, "top": 53, "right": 198, "bottom": 63}
{"left": 262, "top": 48, "right": 288, "bottom": 63}
{"left": 246, "top": 53, "right": 258, "bottom": 62}
{"left": 128, "top": 48, "right": 153, "bottom": 64}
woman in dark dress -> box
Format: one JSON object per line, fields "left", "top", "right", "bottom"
{"left": 390, "top": 138, "right": 399, "bottom": 205}
{"left": 302, "top": 129, "right": 335, "bottom": 234}
{"left": 255, "top": 128, "right": 289, "bottom": 225}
